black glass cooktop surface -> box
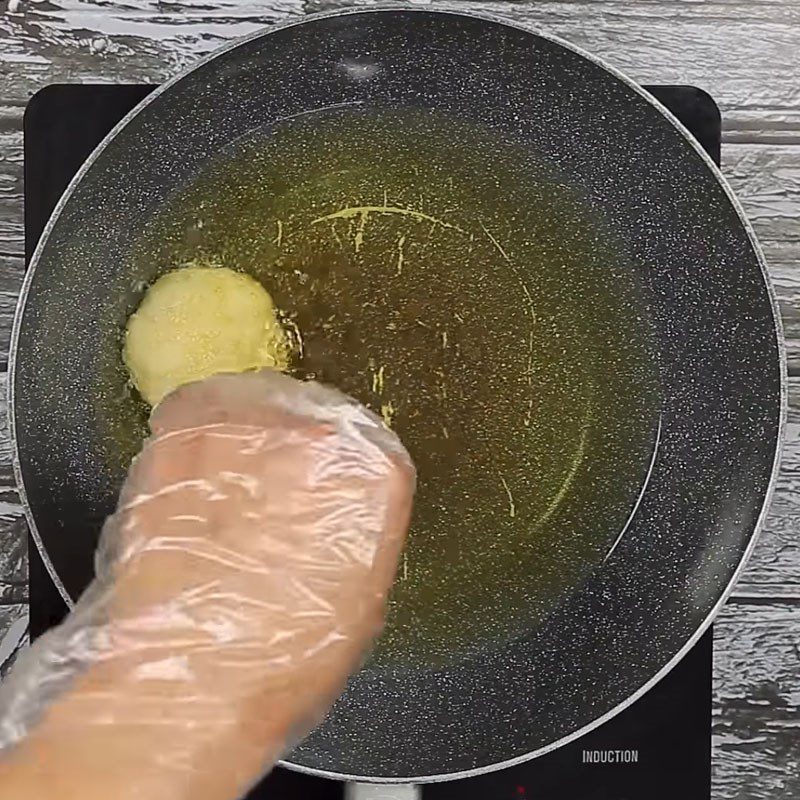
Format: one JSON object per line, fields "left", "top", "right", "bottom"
{"left": 24, "top": 83, "right": 719, "bottom": 800}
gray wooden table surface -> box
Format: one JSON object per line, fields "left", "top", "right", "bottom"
{"left": 0, "top": 1, "right": 798, "bottom": 797}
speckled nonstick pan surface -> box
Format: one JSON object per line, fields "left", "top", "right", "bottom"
{"left": 10, "top": 7, "right": 785, "bottom": 784}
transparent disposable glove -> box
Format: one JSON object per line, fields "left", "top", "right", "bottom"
{"left": 0, "top": 370, "right": 415, "bottom": 800}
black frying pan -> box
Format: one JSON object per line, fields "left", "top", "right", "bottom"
{"left": 11, "top": 7, "right": 784, "bottom": 784}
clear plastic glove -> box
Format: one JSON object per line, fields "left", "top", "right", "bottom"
{"left": 0, "top": 371, "right": 415, "bottom": 800}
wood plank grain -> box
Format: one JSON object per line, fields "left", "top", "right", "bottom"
{"left": 0, "top": 605, "right": 27, "bottom": 678}
{"left": 713, "top": 601, "right": 800, "bottom": 799}
{"left": 0, "top": 127, "right": 23, "bottom": 262}
{"left": 724, "top": 145, "right": 800, "bottom": 247}
{"left": 0, "top": 516, "right": 26, "bottom": 605}
{"left": 0, "top": 0, "right": 304, "bottom": 109}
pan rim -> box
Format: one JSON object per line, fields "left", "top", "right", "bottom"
{"left": 9, "top": 3, "right": 788, "bottom": 784}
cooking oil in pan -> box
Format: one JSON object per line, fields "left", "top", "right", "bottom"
{"left": 117, "top": 108, "right": 660, "bottom": 666}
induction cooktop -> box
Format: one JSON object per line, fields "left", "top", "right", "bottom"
{"left": 24, "top": 83, "right": 720, "bottom": 800}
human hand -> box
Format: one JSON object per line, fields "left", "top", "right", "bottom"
{"left": 0, "top": 371, "right": 415, "bottom": 800}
